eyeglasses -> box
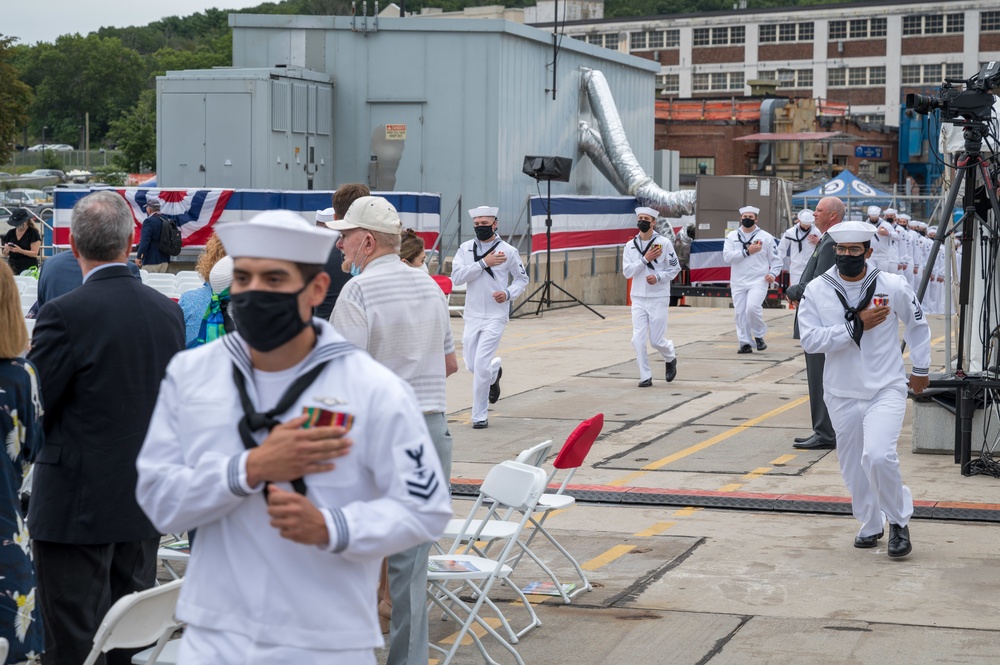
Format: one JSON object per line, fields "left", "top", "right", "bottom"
{"left": 834, "top": 245, "right": 866, "bottom": 257}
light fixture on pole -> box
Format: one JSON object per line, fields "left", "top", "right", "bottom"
{"left": 511, "top": 155, "right": 604, "bottom": 319}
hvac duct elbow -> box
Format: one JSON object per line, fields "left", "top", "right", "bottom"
{"left": 578, "top": 121, "right": 629, "bottom": 195}
{"left": 581, "top": 68, "right": 696, "bottom": 217}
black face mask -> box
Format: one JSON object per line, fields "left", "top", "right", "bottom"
{"left": 474, "top": 225, "right": 495, "bottom": 242}
{"left": 229, "top": 285, "right": 309, "bottom": 352}
{"left": 836, "top": 253, "right": 867, "bottom": 279}
{"left": 637, "top": 220, "right": 652, "bottom": 233}
{"left": 741, "top": 217, "right": 755, "bottom": 228}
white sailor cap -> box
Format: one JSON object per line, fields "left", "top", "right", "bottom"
{"left": 216, "top": 210, "right": 336, "bottom": 265}
{"left": 883, "top": 208, "right": 897, "bottom": 216}
{"left": 797, "top": 210, "right": 815, "bottom": 225}
{"left": 326, "top": 196, "right": 402, "bottom": 235}
{"left": 635, "top": 206, "right": 659, "bottom": 219}
{"left": 828, "top": 220, "right": 877, "bottom": 244}
{"left": 739, "top": 206, "right": 760, "bottom": 216}
{"left": 315, "top": 207, "right": 336, "bottom": 223}
{"left": 209, "top": 255, "right": 234, "bottom": 295}
{"left": 468, "top": 206, "right": 499, "bottom": 219}
{"left": 898, "top": 213, "right": 911, "bottom": 221}
{"left": 867, "top": 205, "right": 881, "bottom": 217}
{"left": 910, "top": 220, "right": 925, "bottom": 229}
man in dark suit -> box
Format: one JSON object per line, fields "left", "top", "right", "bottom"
{"left": 27, "top": 190, "right": 185, "bottom": 665}
{"left": 785, "top": 196, "right": 845, "bottom": 450}
{"left": 36, "top": 248, "right": 141, "bottom": 307}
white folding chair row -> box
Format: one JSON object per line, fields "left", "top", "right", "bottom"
{"left": 143, "top": 274, "right": 178, "bottom": 285}
{"left": 177, "top": 283, "right": 203, "bottom": 296}
{"left": 427, "top": 460, "right": 548, "bottom": 665}
{"left": 0, "top": 637, "right": 7, "bottom": 665}
{"left": 82, "top": 578, "right": 183, "bottom": 665}
{"left": 24, "top": 318, "right": 36, "bottom": 335}
{"left": 174, "top": 270, "right": 201, "bottom": 281}
{"left": 20, "top": 293, "right": 36, "bottom": 308}
{"left": 13, "top": 275, "right": 35, "bottom": 289}
{"left": 448, "top": 281, "right": 466, "bottom": 316}
{"left": 147, "top": 283, "right": 179, "bottom": 298}
{"left": 22, "top": 283, "right": 38, "bottom": 297}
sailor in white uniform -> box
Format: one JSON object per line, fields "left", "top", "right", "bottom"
{"left": 451, "top": 206, "right": 529, "bottom": 429}
{"left": 866, "top": 205, "right": 897, "bottom": 273}
{"left": 798, "top": 220, "right": 930, "bottom": 559}
{"left": 777, "top": 209, "right": 821, "bottom": 287}
{"left": 889, "top": 210, "right": 914, "bottom": 287}
{"left": 623, "top": 206, "right": 682, "bottom": 387}
{"left": 135, "top": 211, "right": 452, "bottom": 665}
{"left": 722, "top": 205, "right": 781, "bottom": 353}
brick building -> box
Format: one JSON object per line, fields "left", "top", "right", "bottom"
{"left": 528, "top": 0, "right": 1000, "bottom": 186}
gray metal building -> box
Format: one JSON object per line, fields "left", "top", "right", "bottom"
{"left": 158, "top": 15, "right": 659, "bottom": 249}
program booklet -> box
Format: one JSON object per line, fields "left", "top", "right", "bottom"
{"left": 428, "top": 559, "right": 479, "bottom": 573}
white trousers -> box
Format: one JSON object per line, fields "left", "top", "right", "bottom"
{"left": 825, "top": 387, "right": 913, "bottom": 537}
{"left": 731, "top": 281, "right": 768, "bottom": 345}
{"left": 178, "top": 625, "right": 376, "bottom": 665}
{"left": 463, "top": 316, "right": 505, "bottom": 422}
{"left": 631, "top": 297, "right": 675, "bottom": 381}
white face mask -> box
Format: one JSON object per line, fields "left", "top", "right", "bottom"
{"left": 419, "top": 263, "right": 429, "bottom": 274}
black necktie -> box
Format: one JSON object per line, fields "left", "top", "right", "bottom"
{"left": 232, "top": 360, "right": 330, "bottom": 497}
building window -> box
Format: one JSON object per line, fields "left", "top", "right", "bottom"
{"left": 922, "top": 64, "right": 943, "bottom": 84}
{"left": 983, "top": 11, "right": 1000, "bottom": 32}
{"left": 631, "top": 32, "right": 646, "bottom": 50}
{"left": 691, "top": 71, "right": 743, "bottom": 91}
{"left": 829, "top": 67, "right": 883, "bottom": 87}
{"left": 587, "top": 34, "right": 603, "bottom": 45}
{"left": 630, "top": 29, "right": 678, "bottom": 51}
{"left": 945, "top": 62, "right": 965, "bottom": 79}
{"left": 778, "top": 24, "right": 797, "bottom": 42}
{"left": 901, "top": 65, "right": 922, "bottom": 84}
{"left": 797, "top": 69, "right": 813, "bottom": 88}
{"left": 903, "top": 14, "right": 964, "bottom": 36}
{"left": 829, "top": 18, "right": 884, "bottom": 40}
{"left": 758, "top": 69, "right": 813, "bottom": 88}
{"left": 648, "top": 30, "right": 664, "bottom": 49}
{"left": 657, "top": 74, "right": 680, "bottom": 93}
{"left": 694, "top": 26, "right": 742, "bottom": 47}
{"left": 664, "top": 30, "right": 680, "bottom": 47}
{"left": 679, "top": 157, "right": 715, "bottom": 176}
{"left": 799, "top": 23, "right": 814, "bottom": 41}
{"left": 604, "top": 33, "right": 619, "bottom": 49}
{"left": 760, "top": 24, "right": 776, "bottom": 42}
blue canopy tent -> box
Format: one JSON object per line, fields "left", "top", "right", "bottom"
{"left": 792, "top": 171, "right": 895, "bottom": 216}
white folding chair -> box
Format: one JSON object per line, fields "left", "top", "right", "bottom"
{"left": 20, "top": 293, "right": 36, "bottom": 308}
{"left": 13, "top": 275, "right": 34, "bottom": 290}
{"left": 143, "top": 274, "right": 177, "bottom": 285}
{"left": 177, "top": 282, "right": 203, "bottom": 296}
{"left": 140, "top": 269, "right": 150, "bottom": 281}
{"left": 82, "top": 579, "right": 183, "bottom": 665}
{"left": 448, "top": 281, "right": 466, "bottom": 315}
{"left": 508, "top": 413, "right": 604, "bottom": 603}
{"left": 21, "top": 283, "right": 37, "bottom": 297}
{"left": 24, "top": 318, "right": 36, "bottom": 336}
{"left": 427, "top": 461, "right": 547, "bottom": 665}
{"left": 157, "top": 536, "right": 190, "bottom": 581}
{"left": 174, "top": 270, "right": 200, "bottom": 281}
{"left": 148, "top": 283, "right": 179, "bottom": 298}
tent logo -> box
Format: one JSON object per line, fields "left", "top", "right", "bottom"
{"left": 820, "top": 180, "right": 845, "bottom": 195}
{"left": 851, "top": 181, "right": 877, "bottom": 196}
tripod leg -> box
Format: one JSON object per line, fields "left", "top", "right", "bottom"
{"left": 549, "top": 282, "right": 606, "bottom": 319}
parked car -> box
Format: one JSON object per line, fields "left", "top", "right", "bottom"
{"left": 2, "top": 189, "right": 49, "bottom": 207}
{"left": 29, "top": 169, "right": 67, "bottom": 181}
{"left": 27, "top": 143, "right": 74, "bottom": 152}
{"left": 0, "top": 172, "right": 13, "bottom": 179}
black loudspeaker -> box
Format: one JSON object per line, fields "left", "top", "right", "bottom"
{"left": 522, "top": 156, "right": 572, "bottom": 182}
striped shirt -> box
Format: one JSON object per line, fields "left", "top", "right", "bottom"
{"left": 331, "top": 255, "right": 454, "bottom": 413}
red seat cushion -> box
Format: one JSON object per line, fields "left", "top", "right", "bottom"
{"left": 431, "top": 274, "right": 453, "bottom": 296}
{"left": 553, "top": 413, "right": 603, "bottom": 470}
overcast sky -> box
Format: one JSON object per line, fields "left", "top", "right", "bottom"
{"left": 4, "top": 0, "right": 268, "bottom": 46}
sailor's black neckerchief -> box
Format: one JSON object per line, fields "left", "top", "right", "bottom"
{"left": 820, "top": 267, "right": 881, "bottom": 348}
{"left": 473, "top": 240, "right": 502, "bottom": 278}
{"left": 633, "top": 233, "right": 660, "bottom": 270}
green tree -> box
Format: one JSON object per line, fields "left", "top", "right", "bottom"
{"left": 0, "top": 35, "right": 33, "bottom": 163}
{"left": 108, "top": 89, "right": 157, "bottom": 173}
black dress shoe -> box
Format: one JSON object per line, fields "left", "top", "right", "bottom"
{"left": 793, "top": 434, "right": 836, "bottom": 450}
{"left": 638, "top": 378, "right": 653, "bottom": 388}
{"left": 888, "top": 523, "right": 912, "bottom": 558}
{"left": 472, "top": 420, "right": 488, "bottom": 429}
{"left": 665, "top": 359, "right": 677, "bottom": 383}
{"left": 489, "top": 367, "right": 502, "bottom": 404}
{"left": 794, "top": 434, "right": 815, "bottom": 443}
{"left": 854, "top": 530, "right": 884, "bottom": 548}
{"left": 755, "top": 337, "right": 767, "bottom": 351}
{"left": 737, "top": 344, "right": 753, "bottom": 354}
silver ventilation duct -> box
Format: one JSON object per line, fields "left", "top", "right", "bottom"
{"left": 757, "top": 98, "right": 788, "bottom": 171}
{"left": 578, "top": 121, "right": 629, "bottom": 195}
{"left": 580, "top": 67, "right": 696, "bottom": 218}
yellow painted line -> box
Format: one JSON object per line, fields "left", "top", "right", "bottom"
{"left": 633, "top": 521, "right": 676, "bottom": 537}
{"left": 673, "top": 507, "right": 701, "bottom": 517}
{"left": 608, "top": 395, "right": 810, "bottom": 486}
{"left": 437, "top": 616, "right": 503, "bottom": 645}
{"left": 581, "top": 544, "right": 635, "bottom": 571}
{"left": 717, "top": 483, "right": 744, "bottom": 492}
{"left": 771, "top": 454, "right": 797, "bottom": 466}
{"left": 744, "top": 466, "right": 772, "bottom": 481}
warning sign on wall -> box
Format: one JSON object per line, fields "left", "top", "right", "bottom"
{"left": 386, "top": 124, "right": 407, "bottom": 140}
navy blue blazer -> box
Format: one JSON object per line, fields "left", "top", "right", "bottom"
{"left": 27, "top": 265, "right": 185, "bottom": 543}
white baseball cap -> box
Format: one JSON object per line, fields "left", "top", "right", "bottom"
{"left": 325, "top": 196, "right": 403, "bottom": 235}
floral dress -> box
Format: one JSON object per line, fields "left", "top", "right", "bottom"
{"left": 0, "top": 357, "right": 44, "bottom": 663}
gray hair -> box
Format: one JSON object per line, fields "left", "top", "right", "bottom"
{"left": 71, "top": 191, "right": 135, "bottom": 262}
{"left": 372, "top": 229, "right": 401, "bottom": 253}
